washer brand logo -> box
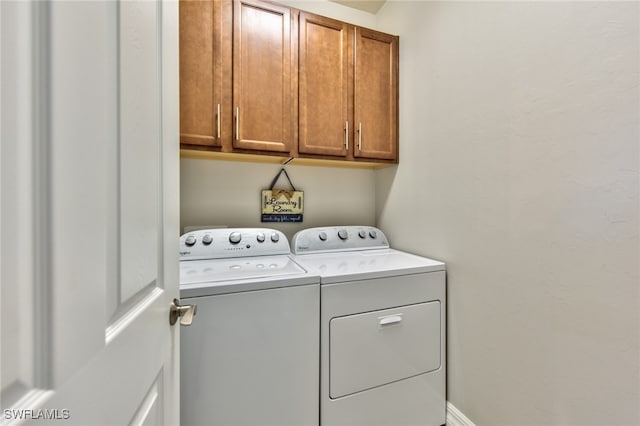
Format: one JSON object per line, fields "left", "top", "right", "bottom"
{"left": 180, "top": 251, "right": 190, "bottom": 256}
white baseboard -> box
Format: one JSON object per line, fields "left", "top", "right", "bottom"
{"left": 446, "top": 401, "right": 476, "bottom": 426}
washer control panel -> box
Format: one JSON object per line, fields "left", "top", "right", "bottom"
{"left": 180, "top": 228, "right": 290, "bottom": 260}
{"left": 291, "top": 226, "right": 389, "bottom": 254}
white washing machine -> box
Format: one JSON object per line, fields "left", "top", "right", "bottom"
{"left": 291, "top": 226, "right": 446, "bottom": 426}
{"left": 180, "top": 228, "right": 319, "bottom": 426}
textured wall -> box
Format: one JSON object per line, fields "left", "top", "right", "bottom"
{"left": 180, "top": 158, "right": 376, "bottom": 238}
{"left": 375, "top": 2, "right": 639, "bottom": 425}
{"left": 278, "top": 0, "right": 377, "bottom": 27}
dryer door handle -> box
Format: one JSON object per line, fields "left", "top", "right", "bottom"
{"left": 378, "top": 314, "right": 403, "bottom": 327}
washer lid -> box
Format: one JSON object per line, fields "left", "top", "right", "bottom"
{"left": 180, "top": 255, "right": 317, "bottom": 298}
{"left": 293, "top": 249, "right": 445, "bottom": 283}
{"left": 180, "top": 255, "right": 306, "bottom": 285}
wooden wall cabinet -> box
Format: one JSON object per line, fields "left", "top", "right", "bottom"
{"left": 354, "top": 27, "right": 398, "bottom": 161}
{"left": 233, "top": 0, "right": 293, "bottom": 153}
{"left": 298, "top": 12, "right": 399, "bottom": 163}
{"left": 179, "top": 0, "right": 399, "bottom": 166}
{"left": 298, "top": 12, "right": 351, "bottom": 158}
{"left": 179, "top": 0, "right": 230, "bottom": 147}
{"left": 180, "top": 0, "right": 293, "bottom": 154}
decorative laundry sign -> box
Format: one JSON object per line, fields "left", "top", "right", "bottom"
{"left": 261, "top": 168, "right": 304, "bottom": 223}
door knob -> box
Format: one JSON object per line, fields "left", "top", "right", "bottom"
{"left": 169, "top": 298, "right": 197, "bottom": 326}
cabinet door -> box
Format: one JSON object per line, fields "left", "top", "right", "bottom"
{"left": 233, "top": 0, "right": 292, "bottom": 153}
{"left": 354, "top": 27, "right": 398, "bottom": 161}
{"left": 298, "top": 12, "right": 351, "bottom": 158}
{"left": 179, "top": 0, "right": 231, "bottom": 147}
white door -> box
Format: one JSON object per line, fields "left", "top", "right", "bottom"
{"left": 1, "top": 1, "right": 181, "bottom": 425}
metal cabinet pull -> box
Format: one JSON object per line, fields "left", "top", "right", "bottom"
{"left": 216, "top": 103, "right": 221, "bottom": 139}
{"left": 345, "top": 121, "right": 349, "bottom": 150}
{"left": 358, "top": 122, "right": 362, "bottom": 150}
{"left": 235, "top": 107, "right": 239, "bottom": 140}
{"left": 169, "top": 298, "right": 197, "bottom": 326}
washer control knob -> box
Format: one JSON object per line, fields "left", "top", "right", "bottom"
{"left": 256, "top": 233, "right": 265, "bottom": 243}
{"left": 358, "top": 230, "right": 366, "bottom": 239}
{"left": 229, "top": 232, "right": 242, "bottom": 244}
{"left": 202, "top": 234, "right": 213, "bottom": 245}
{"left": 369, "top": 230, "right": 377, "bottom": 239}
{"left": 270, "top": 232, "right": 280, "bottom": 243}
{"left": 185, "top": 235, "right": 197, "bottom": 247}
{"left": 319, "top": 232, "right": 327, "bottom": 241}
{"left": 338, "top": 230, "right": 348, "bottom": 240}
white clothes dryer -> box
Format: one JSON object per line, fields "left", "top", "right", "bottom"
{"left": 180, "top": 228, "right": 319, "bottom": 426}
{"left": 292, "top": 226, "right": 446, "bottom": 426}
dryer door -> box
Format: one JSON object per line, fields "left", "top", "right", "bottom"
{"left": 329, "top": 301, "right": 441, "bottom": 399}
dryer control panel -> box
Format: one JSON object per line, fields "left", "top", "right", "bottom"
{"left": 291, "top": 226, "right": 389, "bottom": 254}
{"left": 180, "top": 228, "right": 290, "bottom": 260}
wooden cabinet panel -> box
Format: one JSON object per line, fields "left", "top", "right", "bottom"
{"left": 233, "top": 0, "right": 292, "bottom": 153}
{"left": 179, "top": 0, "right": 231, "bottom": 147}
{"left": 354, "top": 27, "right": 398, "bottom": 161}
{"left": 298, "top": 12, "right": 351, "bottom": 157}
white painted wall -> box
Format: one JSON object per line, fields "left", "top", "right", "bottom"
{"left": 180, "top": 158, "right": 376, "bottom": 237}
{"left": 278, "top": 0, "right": 376, "bottom": 27}
{"left": 375, "top": 2, "right": 639, "bottom": 425}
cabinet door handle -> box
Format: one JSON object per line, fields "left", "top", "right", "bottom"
{"left": 345, "top": 121, "right": 349, "bottom": 150}
{"left": 235, "top": 107, "right": 239, "bottom": 140}
{"left": 216, "top": 103, "right": 221, "bottom": 139}
{"left": 358, "top": 122, "right": 362, "bottom": 150}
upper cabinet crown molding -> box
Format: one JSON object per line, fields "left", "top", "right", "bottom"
{"left": 179, "top": 0, "right": 399, "bottom": 167}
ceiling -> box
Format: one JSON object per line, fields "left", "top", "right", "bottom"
{"left": 329, "top": 0, "right": 387, "bottom": 14}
